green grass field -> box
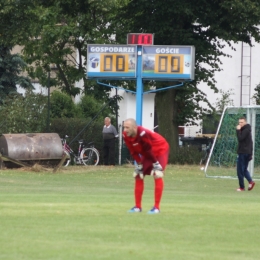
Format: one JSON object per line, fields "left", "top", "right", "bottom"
{"left": 0, "top": 164, "right": 259, "bottom": 260}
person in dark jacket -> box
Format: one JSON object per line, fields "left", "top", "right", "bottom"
{"left": 102, "top": 117, "right": 118, "bottom": 165}
{"left": 236, "top": 117, "right": 255, "bottom": 191}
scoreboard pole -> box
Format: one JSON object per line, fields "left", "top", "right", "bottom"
{"left": 136, "top": 45, "right": 143, "bottom": 126}
{"left": 87, "top": 38, "right": 195, "bottom": 129}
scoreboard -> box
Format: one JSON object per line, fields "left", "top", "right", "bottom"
{"left": 142, "top": 46, "right": 195, "bottom": 80}
{"left": 87, "top": 44, "right": 195, "bottom": 81}
{"left": 87, "top": 45, "right": 137, "bottom": 79}
{"left": 86, "top": 35, "right": 195, "bottom": 127}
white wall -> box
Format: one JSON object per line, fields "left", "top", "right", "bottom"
{"left": 192, "top": 40, "right": 260, "bottom": 135}
{"left": 110, "top": 88, "right": 155, "bottom": 130}
{"left": 17, "top": 83, "right": 47, "bottom": 95}
{"left": 74, "top": 49, "right": 85, "bottom": 104}
{"left": 199, "top": 40, "right": 260, "bottom": 108}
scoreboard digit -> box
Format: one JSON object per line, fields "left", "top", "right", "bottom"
{"left": 127, "top": 33, "right": 154, "bottom": 45}
{"left": 101, "top": 54, "right": 128, "bottom": 72}
{"left": 87, "top": 45, "right": 137, "bottom": 79}
{"left": 155, "top": 55, "right": 183, "bottom": 73}
{"left": 142, "top": 46, "right": 195, "bottom": 80}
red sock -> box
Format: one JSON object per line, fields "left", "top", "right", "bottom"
{"left": 154, "top": 178, "right": 164, "bottom": 209}
{"left": 135, "top": 178, "right": 144, "bottom": 209}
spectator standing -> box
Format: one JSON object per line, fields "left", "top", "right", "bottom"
{"left": 236, "top": 116, "right": 255, "bottom": 191}
{"left": 102, "top": 117, "right": 118, "bottom": 166}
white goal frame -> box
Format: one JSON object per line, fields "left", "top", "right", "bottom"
{"left": 204, "top": 105, "right": 260, "bottom": 179}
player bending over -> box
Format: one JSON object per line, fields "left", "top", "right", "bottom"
{"left": 123, "top": 118, "right": 169, "bottom": 214}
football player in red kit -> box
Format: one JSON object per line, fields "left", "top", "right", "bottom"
{"left": 123, "top": 118, "right": 169, "bottom": 214}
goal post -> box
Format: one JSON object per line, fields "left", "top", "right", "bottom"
{"left": 204, "top": 105, "right": 260, "bottom": 179}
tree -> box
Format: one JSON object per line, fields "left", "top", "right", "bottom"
{"left": 215, "top": 89, "right": 235, "bottom": 113}
{"left": 0, "top": 0, "right": 125, "bottom": 120}
{"left": 49, "top": 90, "right": 113, "bottom": 121}
{"left": 202, "top": 89, "right": 234, "bottom": 134}
{"left": 0, "top": 0, "right": 121, "bottom": 96}
{"left": 252, "top": 83, "right": 260, "bottom": 104}
{"left": 77, "top": 95, "right": 113, "bottom": 121}
{"left": 114, "top": 0, "right": 260, "bottom": 162}
{"left": 50, "top": 91, "right": 78, "bottom": 119}
{"left": 0, "top": 1, "right": 40, "bottom": 46}
{"left": 0, "top": 91, "right": 47, "bottom": 133}
{"left": 0, "top": 45, "right": 33, "bottom": 104}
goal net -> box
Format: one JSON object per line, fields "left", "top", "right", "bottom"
{"left": 204, "top": 106, "right": 260, "bottom": 179}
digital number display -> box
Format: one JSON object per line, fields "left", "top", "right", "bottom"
{"left": 142, "top": 45, "right": 195, "bottom": 80}
{"left": 101, "top": 54, "right": 128, "bottom": 72}
{"left": 155, "top": 55, "right": 183, "bottom": 73}
{"left": 87, "top": 44, "right": 137, "bottom": 78}
{"left": 127, "top": 33, "right": 153, "bottom": 45}
{"left": 87, "top": 44, "right": 194, "bottom": 80}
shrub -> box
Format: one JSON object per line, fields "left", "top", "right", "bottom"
{"left": 50, "top": 91, "right": 78, "bottom": 118}
{"left": 76, "top": 95, "right": 113, "bottom": 121}
{"left": 0, "top": 91, "right": 47, "bottom": 133}
{"left": 50, "top": 117, "right": 104, "bottom": 163}
{"left": 173, "top": 146, "right": 204, "bottom": 165}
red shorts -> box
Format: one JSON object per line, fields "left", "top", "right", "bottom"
{"left": 141, "top": 150, "right": 169, "bottom": 175}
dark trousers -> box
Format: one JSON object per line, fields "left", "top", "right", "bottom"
{"left": 237, "top": 153, "right": 252, "bottom": 189}
{"left": 103, "top": 139, "right": 115, "bottom": 165}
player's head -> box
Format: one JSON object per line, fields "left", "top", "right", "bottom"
{"left": 104, "top": 117, "right": 111, "bottom": 126}
{"left": 238, "top": 117, "right": 247, "bottom": 127}
{"left": 123, "top": 118, "right": 137, "bottom": 137}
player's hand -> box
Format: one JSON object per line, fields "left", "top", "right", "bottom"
{"left": 153, "top": 161, "right": 163, "bottom": 171}
{"left": 133, "top": 164, "right": 143, "bottom": 179}
{"left": 151, "top": 161, "right": 163, "bottom": 178}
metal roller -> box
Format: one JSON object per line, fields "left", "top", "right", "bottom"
{"left": 0, "top": 133, "right": 64, "bottom": 168}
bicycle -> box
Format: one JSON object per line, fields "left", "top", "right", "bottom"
{"left": 61, "top": 135, "right": 100, "bottom": 166}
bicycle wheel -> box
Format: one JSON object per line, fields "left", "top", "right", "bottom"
{"left": 92, "top": 147, "right": 100, "bottom": 157}
{"left": 63, "top": 150, "right": 71, "bottom": 167}
{"left": 80, "top": 148, "right": 99, "bottom": 166}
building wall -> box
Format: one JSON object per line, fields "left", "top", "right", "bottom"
{"left": 192, "top": 40, "right": 260, "bottom": 135}
{"left": 199, "top": 40, "right": 260, "bottom": 108}
{"left": 17, "top": 83, "right": 47, "bottom": 95}
{"left": 110, "top": 89, "right": 155, "bottom": 130}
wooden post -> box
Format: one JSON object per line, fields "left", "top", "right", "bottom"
{"left": 53, "top": 152, "right": 68, "bottom": 173}
{"left": 0, "top": 153, "right": 4, "bottom": 169}
{"left": 0, "top": 153, "right": 31, "bottom": 167}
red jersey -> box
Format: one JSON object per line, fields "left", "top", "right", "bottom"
{"left": 123, "top": 126, "right": 169, "bottom": 164}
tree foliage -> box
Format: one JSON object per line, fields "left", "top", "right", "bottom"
{"left": 201, "top": 89, "right": 234, "bottom": 134}
{"left": 0, "top": 89, "right": 111, "bottom": 134}
{"left": 2, "top": 0, "right": 260, "bottom": 163}
{"left": 214, "top": 89, "right": 235, "bottom": 113}
{"left": 0, "top": 45, "right": 33, "bottom": 103}
{"left": 0, "top": 0, "right": 122, "bottom": 98}
{"left": 114, "top": 0, "right": 260, "bottom": 162}
{"left": 252, "top": 83, "right": 260, "bottom": 105}
{"left": 0, "top": 0, "right": 40, "bottom": 46}
{"left": 50, "top": 91, "right": 77, "bottom": 119}
{"left": 50, "top": 90, "right": 113, "bottom": 121}
{"left": 77, "top": 95, "right": 112, "bottom": 121}
{"left": 0, "top": 0, "right": 123, "bottom": 120}
{"left": 0, "top": 91, "right": 47, "bottom": 133}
